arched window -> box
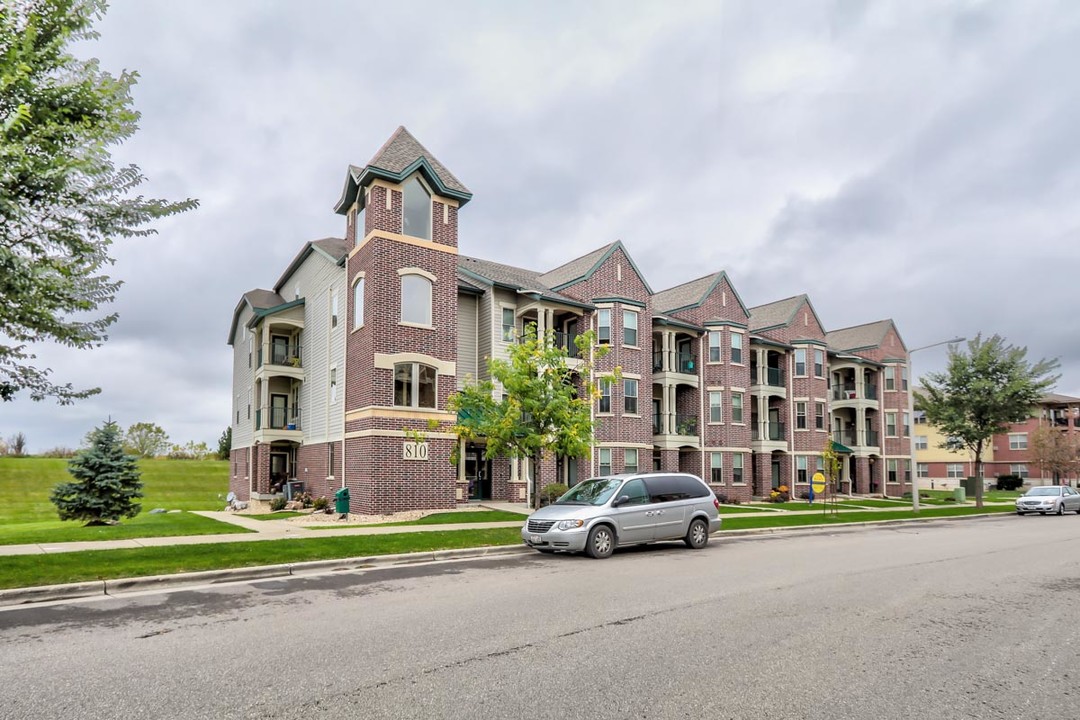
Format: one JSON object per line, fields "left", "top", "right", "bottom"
{"left": 402, "top": 176, "right": 431, "bottom": 240}
{"left": 401, "top": 274, "right": 432, "bottom": 326}
{"left": 353, "top": 277, "right": 364, "bottom": 330}
{"left": 394, "top": 362, "right": 437, "bottom": 409}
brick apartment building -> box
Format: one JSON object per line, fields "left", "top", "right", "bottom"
{"left": 913, "top": 393, "right": 1080, "bottom": 488}
{"left": 227, "top": 127, "right": 914, "bottom": 513}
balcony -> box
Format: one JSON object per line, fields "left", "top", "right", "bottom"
{"left": 255, "top": 406, "right": 302, "bottom": 435}
{"left": 833, "top": 430, "right": 857, "bottom": 447}
{"left": 259, "top": 344, "right": 302, "bottom": 369}
{"left": 863, "top": 429, "right": 880, "bottom": 447}
{"left": 752, "top": 421, "right": 785, "bottom": 442}
{"left": 864, "top": 383, "right": 878, "bottom": 400}
{"left": 674, "top": 414, "right": 698, "bottom": 436}
{"left": 832, "top": 382, "right": 856, "bottom": 401}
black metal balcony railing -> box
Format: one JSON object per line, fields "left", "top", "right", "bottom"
{"left": 758, "top": 367, "right": 784, "bottom": 386}
{"left": 674, "top": 414, "right": 698, "bottom": 436}
{"left": 653, "top": 416, "right": 662, "bottom": 434}
{"left": 552, "top": 331, "right": 581, "bottom": 358}
{"left": 259, "top": 344, "right": 303, "bottom": 368}
{"left": 652, "top": 351, "right": 663, "bottom": 372}
{"left": 675, "top": 352, "right": 695, "bottom": 374}
{"left": 833, "top": 430, "right": 857, "bottom": 446}
{"left": 864, "top": 429, "right": 880, "bottom": 446}
{"left": 832, "top": 382, "right": 856, "bottom": 400}
{"left": 752, "top": 421, "right": 785, "bottom": 441}
{"left": 864, "top": 383, "right": 878, "bottom": 400}
{"left": 255, "top": 406, "right": 302, "bottom": 431}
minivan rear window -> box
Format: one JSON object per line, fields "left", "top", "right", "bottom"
{"left": 645, "top": 475, "right": 710, "bottom": 503}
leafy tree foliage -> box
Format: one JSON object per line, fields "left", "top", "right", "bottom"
{"left": 450, "top": 326, "right": 612, "bottom": 508}
{"left": 50, "top": 419, "right": 142, "bottom": 524}
{"left": 217, "top": 426, "right": 232, "bottom": 460}
{"left": 1029, "top": 425, "right": 1080, "bottom": 485}
{"left": 123, "top": 421, "right": 169, "bottom": 458}
{"left": 915, "top": 334, "right": 1059, "bottom": 507}
{"left": 0, "top": 0, "right": 197, "bottom": 403}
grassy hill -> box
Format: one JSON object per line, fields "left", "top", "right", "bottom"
{"left": 0, "top": 457, "right": 229, "bottom": 525}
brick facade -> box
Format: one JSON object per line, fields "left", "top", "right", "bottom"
{"left": 228, "top": 127, "right": 915, "bottom": 511}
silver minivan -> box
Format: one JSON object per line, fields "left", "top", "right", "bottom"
{"left": 521, "top": 472, "right": 722, "bottom": 559}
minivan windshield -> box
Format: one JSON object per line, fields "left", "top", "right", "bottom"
{"left": 555, "top": 477, "right": 623, "bottom": 506}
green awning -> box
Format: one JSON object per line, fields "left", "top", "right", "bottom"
{"left": 831, "top": 440, "right": 853, "bottom": 454}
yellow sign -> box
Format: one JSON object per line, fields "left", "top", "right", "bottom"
{"left": 811, "top": 472, "right": 827, "bottom": 494}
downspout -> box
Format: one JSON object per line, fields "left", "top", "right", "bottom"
{"left": 699, "top": 333, "right": 706, "bottom": 480}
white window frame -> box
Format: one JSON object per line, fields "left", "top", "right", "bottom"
{"left": 597, "top": 309, "right": 611, "bottom": 345}
{"left": 623, "top": 309, "right": 639, "bottom": 347}
{"left": 400, "top": 272, "right": 433, "bottom": 327}
{"left": 885, "top": 412, "right": 897, "bottom": 437}
{"left": 393, "top": 362, "right": 437, "bottom": 409}
{"left": 502, "top": 307, "right": 516, "bottom": 342}
{"left": 598, "top": 378, "right": 612, "bottom": 414}
{"left": 624, "top": 448, "right": 638, "bottom": 474}
{"left": 599, "top": 448, "right": 612, "bottom": 475}
{"left": 794, "top": 348, "right": 806, "bottom": 376}
{"left": 623, "top": 379, "right": 639, "bottom": 415}
{"left": 917, "top": 463, "right": 929, "bottom": 478}
{"left": 1009, "top": 433, "right": 1028, "bottom": 450}
{"left": 796, "top": 455, "right": 808, "bottom": 484}
{"left": 331, "top": 289, "right": 339, "bottom": 328}
{"left": 814, "top": 349, "right": 824, "bottom": 378}
{"left": 732, "top": 392, "right": 743, "bottom": 423}
{"left": 947, "top": 463, "right": 964, "bottom": 479}
{"left": 731, "top": 332, "right": 743, "bottom": 364}
{"left": 915, "top": 435, "right": 928, "bottom": 450}
{"left": 732, "top": 453, "right": 744, "bottom": 484}
{"left": 709, "top": 331, "right": 722, "bottom": 363}
{"left": 710, "top": 452, "right": 724, "bottom": 484}
{"left": 709, "top": 391, "right": 723, "bottom": 423}
{"left": 402, "top": 175, "right": 432, "bottom": 241}
{"left": 885, "top": 366, "right": 896, "bottom": 391}
{"left": 795, "top": 401, "right": 807, "bottom": 430}
{"left": 1010, "top": 464, "right": 1029, "bottom": 479}
{"left": 353, "top": 276, "right": 365, "bottom": 330}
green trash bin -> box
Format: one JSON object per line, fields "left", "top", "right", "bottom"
{"left": 334, "top": 487, "right": 351, "bottom": 514}
{"left": 953, "top": 487, "right": 966, "bottom": 503}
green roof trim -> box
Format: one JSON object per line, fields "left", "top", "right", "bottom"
{"left": 749, "top": 335, "right": 793, "bottom": 349}
{"left": 831, "top": 440, "right": 854, "bottom": 454}
{"left": 549, "top": 241, "right": 655, "bottom": 295}
{"left": 790, "top": 338, "right": 828, "bottom": 347}
{"left": 703, "top": 320, "right": 749, "bottom": 329}
{"left": 251, "top": 298, "right": 305, "bottom": 319}
{"left": 653, "top": 316, "right": 704, "bottom": 333}
{"left": 592, "top": 296, "right": 646, "bottom": 308}
{"left": 662, "top": 271, "right": 750, "bottom": 320}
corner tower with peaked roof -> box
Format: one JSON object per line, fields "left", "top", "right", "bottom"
{"left": 335, "top": 127, "right": 472, "bottom": 513}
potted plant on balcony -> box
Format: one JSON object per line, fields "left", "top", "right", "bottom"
{"left": 288, "top": 356, "right": 301, "bottom": 368}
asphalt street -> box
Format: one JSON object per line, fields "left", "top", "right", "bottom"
{"left": 1, "top": 514, "right": 1078, "bottom": 719}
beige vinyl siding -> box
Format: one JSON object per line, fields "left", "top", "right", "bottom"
{"left": 457, "top": 293, "right": 478, "bottom": 386}
{"left": 231, "top": 306, "right": 255, "bottom": 449}
{"left": 284, "top": 252, "right": 346, "bottom": 444}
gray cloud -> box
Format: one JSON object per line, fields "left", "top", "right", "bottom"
{"left": 5, "top": 0, "right": 1080, "bottom": 452}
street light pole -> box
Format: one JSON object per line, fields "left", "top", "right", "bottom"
{"left": 908, "top": 337, "right": 966, "bottom": 512}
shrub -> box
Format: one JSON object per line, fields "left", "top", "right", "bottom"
{"left": 996, "top": 474, "right": 1024, "bottom": 491}
{"left": 540, "top": 483, "right": 569, "bottom": 505}
{"left": 714, "top": 492, "right": 729, "bottom": 505}
{"left": 768, "top": 485, "right": 791, "bottom": 503}
{"left": 269, "top": 497, "right": 287, "bottom": 512}
{"left": 297, "top": 492, "right": 313, "bottom": 508}
{"left": 39, "top": 446, "right": 77, "bottom": 458}
{"left": 312, "top": 496, "right": 329, "bottom": 511}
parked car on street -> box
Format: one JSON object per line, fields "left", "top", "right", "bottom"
{"left": 521, "top": 472, "right": 722, "bottom": 558}
{"left": 1015, "top": 485, "right": 1080, "bottom": 515}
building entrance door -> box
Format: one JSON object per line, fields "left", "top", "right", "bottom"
{"left": 771, "top": 457, "right": 781, "bottom": 489}
{"left": 465, "top": 450, "right": 491, "bottom": 501}
{"left": 270, "top": 452, "right": 289, "bottom": 493}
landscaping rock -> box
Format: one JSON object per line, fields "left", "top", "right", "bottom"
{"left": 148, "top": 508, "right": 167, "bottom": 514}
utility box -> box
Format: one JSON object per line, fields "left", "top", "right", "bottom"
{"left": 954, "top": 487, "right": 967, "bottom": 504}
{"left": 334, "top": 487, "right": 351, "bottom": 515}
{"left": 961, "top": 476, "right": 979, "bottom": 497}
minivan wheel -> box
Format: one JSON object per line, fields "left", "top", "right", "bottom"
{"left": 684, "top": 518, "right": 709, "bottom": 549}
{"left": 585, "top": 525, "right": 615, "bottom": 559}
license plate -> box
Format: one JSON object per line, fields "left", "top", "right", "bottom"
{"left": 530, "top": 535, "right": 542, "bottom": 544}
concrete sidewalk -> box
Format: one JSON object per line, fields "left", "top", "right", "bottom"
{"left": 0, "top": 507, "right": 531, "bottom": 556}
{"left": 0, "top": 499, "right": 1009, "bottom": 557}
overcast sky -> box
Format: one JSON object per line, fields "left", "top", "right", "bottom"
{"left": 6, "top": 0, "right": 1080, "bottom": 452}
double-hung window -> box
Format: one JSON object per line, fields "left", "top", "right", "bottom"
{"left": 886, "top": 412, "right": 897, "bottom": 437}
{"left": 598, "top": 310, "right": 611, "bottom": 344}
{"left": 710, "top": 452, "right": 723, "bottom": 484}
{"left": 502, "top": 308, "right": 515, "bottom": 341}
{"left": 795, "top": 348, "right": 806, "bottom": 376}
{"left": 623, "top": 310, "right": 638, "bottom": 346}
{"left": 709, "top": 391, "right": 723, "bottom": 423}
{"left": 732, "top": 453, "right": 744, "bottom": 484}
{"left": 599, "top": 379, "right": 612, "bottom": 414}
{"left": 797, "top": 456, "right": 808, "bottom": 484}
{"left": 795, "top": 402, "right": 807, "bottom": 430}
{"left": 599, "top": 448, "right": 611, "bottom": 475}
{"left": 815, "top": 403, "right": 825, "bottom": 430}
{"left": 814, "top": 349, "right": 824, "bottom": 377}
{"left": 885, "top": 367, "right": 896, "bottom": 391}
{"left": 1009, "top": 433, "right": 1027, "bottom": 450}
{"left": 624, "top": 449, "right": 638, "bottom": 474}
{"left": 731, "top": 393, "right": 743, "bottom": 423}
{"left": 709, "top": 331, "right": 721, "bottom": 362}
{"left": 624, "top": 379, "right": 639, "bottom": 414}
{"left": 730, "top": 333, "right": 742, "bottom": 363}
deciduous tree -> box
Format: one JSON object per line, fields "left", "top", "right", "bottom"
{"left": 449, "top": 326, "right": 612, "bottom": 508}
{"left": 915, "top": 334, "right": 1059, "bottom": 507}
{"left": 1029, "top": 425, "right": 1080, "bottom": 486}
{"left": 123, "top": 421, "right": 169, "bottom": 458}
{"left": 50, "top": 419, "right": 142, "bottom": 524}
{"left": 0, "top": 0, "right": 197, "bottom": 403}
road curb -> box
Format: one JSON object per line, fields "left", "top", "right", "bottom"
{"left": 0, "top": 545, "right": 534, "bottom": 608}
{"left": 0, "top": 514, "right": 1007, "bottom": 608}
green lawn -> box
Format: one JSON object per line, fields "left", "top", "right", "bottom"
{"left": 0, "top": 528, "right": 523, "bottom": 589}
{"left": 0, "top": 457, "right": 229, "bottom": 525}
{"left": 718, "top": 505, "right": 770, "bottom": 514}
{"left": 309, "top": 509, "right": 527, "bottom": 529}
{"left": 244, "top": 511, "right": 307, "bottom": 521}
{"left": 0, "top": 512, "right": 251, "bottom": 546}
{"left": 720, "top": 504, "right": 1014, "bottom": 530}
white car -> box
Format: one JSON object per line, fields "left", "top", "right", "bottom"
{"left": 1015, "top": 486, "right": 1080, "bottom": 515}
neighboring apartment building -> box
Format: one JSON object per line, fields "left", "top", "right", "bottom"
{"left": 914, "top": 393, "right": 1080, "bottom": 488}
{"left": 227, "top": 127, "right": 914, "bottom": 513}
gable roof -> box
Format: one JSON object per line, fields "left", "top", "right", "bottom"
{"left": 653, "top": 271, "right": 749, "bottom": 318}
{"left": 537, "top": 240, "right": 654, "bottom": 295}
{"left": 458, "top": 255, "right": 593, "bottom": 310}
{"left": 227, "top": 289, "right": 287, "bottom": 344}
{"left": 1042, "top": 392, "right": 1080, "bottom": 405}
{"left": 335, "top": 126, "right": 472, "bottom": 213}
{"left": 274, "top": 237, "right": 349, "bottom": 294}
{"left": 749, "top": 295, "right": 807, "bottom": 331}
{"left": 826, "top": 319, "right": 902, "bottom": 353}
